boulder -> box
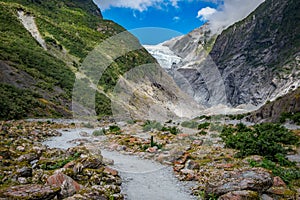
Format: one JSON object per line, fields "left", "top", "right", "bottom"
{"left": 17, "top": 166, "right": 32, "bottom": 177}
{"left": 0, "top": 184, "right": 60, "bottom": 200}
{"left": 80, "top": 156, "right": 103, "bottom": 169}
{"left": 46, "top": 172, "right": 81, "bottom": 198}
{"left": 104, "top": 166, "right": 118, "bottom": 176}
{"left": 218, "top": 190, "right": 259, "bottom": 200}
{"left": 184, "top": 159, "right": 200, "bottom": 170}
{"left": 206, "top": 168, "right": 273, "bottom": 196}
{"left": 272, "top": 176, "right": 286, "bottom": 187}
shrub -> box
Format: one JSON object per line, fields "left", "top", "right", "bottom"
{"left": 92, "top": 129, "right": 105, "bottom": 136}
{"left": 249, "top": 158, "right": 300, "bottom": 184}
{"left": 198, "top": 130, "right": 207, "bottom": 135}
{"left": 198, "top": 122, "right": 210, "bottom": 130}
{"left": 109, "top": 125, "right": 121, "bottom": 132}
{"left": 161, "top": 126, "right": 180, "bottom": 135}
{"left": 181, "top": 121, "right": 199, "bottom": 129}
{"left": 142, "top": 120, "right": 163, "bottom": 132}
{"left": 221, "top": 123, "right": 299, "bottom": 161}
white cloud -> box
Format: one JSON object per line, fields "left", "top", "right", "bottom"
{"left": 173, "top": 16, "right": 180, "bottom": 22}
{"left": 94, "top": 0, "right": 220, "bottom": 12}
{"left": 95, "top": 0, "right": 165, "bottom": 12}
{"left": 197, "top": 7, "right": 217, "bottom": 21}
{"left": 197, "top": 0, "right": 265, "bottom": 33}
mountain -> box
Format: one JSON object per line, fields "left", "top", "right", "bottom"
{"left": 145, "top": 0, "right": 300, "bottom": 110}
{"left": 0, "top": 0, "right": 200, "bottom": 121}
{"left": 144, "top": 24, "right": 223, "bottom": 107}
{"left": 246, "top": 87, "right": 300, "bottom": 123}
{"left": 210, "top": 0, "right": 300, "bottom": 107}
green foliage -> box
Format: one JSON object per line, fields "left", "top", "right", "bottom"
{"left": 82, "top": 122, "right": 94, "bottom": 128}
{"left": 198, "top": 130, "right": 207, "bottom": 135}
{"left": 181, "top": 121, "right": 198, "bottom": 129}
{"left": 227, "top": 114, "right": 247, "bottom": 120}
{"left": 0, "top": 0, "right": 156, "bottom": 120}
{"left": 0, "top": 83, "right": 45, "bottom": 119}
{"left": 280, "top": 112, "right": 300, "bottom": 125}
{"left": 109, "top": 125, "right": 121, "bottom": 133}
{"left": 198, "top": 122, "right": 210, "bottom": 130}
{"left": 161, "top": 126, "right": 180, "bottom": 135}
{"left": 196, "top": 115, "right": 211, "bottom": 120}
{"left": 40, "top": 153, "right": 80, "bottom": 170}
{"left": 221, "top": 123, "right": 299, "bottom": 161}
{"left": 127, "top": 119, "right": 137, "bottom": 124}
{"left": 142, "top": 120, "right": 163, "bottom": 132}
{"left": 95, "top": 92, "right": 112, "bottom": 117}
{"left": 92, "top": 129, "right": 105, "bottom": 136}
{"left": 249, "top": 158, "right": 300, "bottom": 184}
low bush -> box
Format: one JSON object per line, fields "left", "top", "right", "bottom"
{"left": 161, "top": 126, "right": 180, "bottom": 135}
{"left": 221, "top": 123, "right": 299, "bottom": 161}
{"left": 92, "top": 129, "right": 105, "bottom": 136}
{"left": 181, "top": 121, "right": 198, "bottom": 129}
{"left": 198, "top": 122, "right": 210, "bottom": 130}
{"left": 142, "top": 120, "right": 163, "bottom": 132}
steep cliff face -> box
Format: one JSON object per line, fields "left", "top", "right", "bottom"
{"left": 210, "top": 0, "right": 300, "bottom": 106}
{"left": 247, "top": 87, "right": 300, "bottom": 123}
{"left": 146, "top": 0, "right": 299, "bottom": 110}
{"left": 0, "top": 0, "right": 199, "bottom": 120}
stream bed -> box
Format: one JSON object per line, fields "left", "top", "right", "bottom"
{"left": 43, "top": 128, "right": 196, "bottom": 200}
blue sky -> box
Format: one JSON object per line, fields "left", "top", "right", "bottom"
{"left": 94, "top": 0, "right": 264, "bottom": 44}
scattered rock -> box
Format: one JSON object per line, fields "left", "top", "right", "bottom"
{"left": 0, "top": 184, "right": 60, "bottom": 200}
{"left": 184, "top": 159, "right": 199, "bottom": 170}
{"left": 215, "top": 163, "right": 235, "bottom": 169}
{"left": 17, "top": 166, "right": 33, "bottom": 177}
{"left": 205, "top": 168, "right": 273, "bottom": 196}
{"left": 104, "top": 166, "right": 118, "bottom": 176}
{"left": 79, "top": 156, "right": 103, "bottom": 169}
{"left": 79, "top": 131, "right": 89, "bottom": 137}
{"left": 147, "top": 146, "right": 158, "bottom": 153}
{"left": 192, "top": 140, "right": 203, "bottom": 146}
{"left": 261, "top": 194, "right": 274, "bottom": 200}
{"left": 103, "top": 157, "right": 114, "bottom": 165}
{"left": 272, "top": 176, "right": 286, "bottom": 187}
{"left": 116, "top": 145, "right": 127, "bottom": 151}
{"left": 218, "top": 190, "right": 259, "bottom": 200}
{"left": 266, "top": 186, "right": 295, "bottom": 197}
{"left": 16, "top": 146, "right": 25, "bottom": 152}
{"left": 46, "top": 172, "right": 81, "bottom": 198}
{"left": 17, "top": 153, "right": 39, "bottom": 162}
{"left": 17, "top": 177, "right": 28, "bottom": 184}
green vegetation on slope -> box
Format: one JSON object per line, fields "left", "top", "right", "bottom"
{"left": 0, "top": 0, "right": 156, "bottom": 119}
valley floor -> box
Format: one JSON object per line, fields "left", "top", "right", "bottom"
{"left": 0, "top": 119, "right": 300, "bottom": 199}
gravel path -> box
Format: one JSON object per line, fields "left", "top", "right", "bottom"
{"left": 43, "top": 128, "right": 197, "bottom": 200}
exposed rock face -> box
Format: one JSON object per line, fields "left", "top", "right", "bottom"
{"left": 210, "top": 0, "right": 300, "bottom": 106}
{"left": 247, "top": 87, "right": 300, "bottom": 123}
{"left": 146, "top": 0, "right": 300, "bottom": 109}
{"left": 145, "top": 24, "right": 225, "bottom": 107}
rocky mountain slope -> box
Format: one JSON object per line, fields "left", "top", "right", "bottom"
{"left": 0, "top": 0, "right": 200, "bottom": 121}
{"left": 145, "top": 24, "right": 223, "bottom": 107}
{"left": 210, "top": 0, "right": 300, "bottom": 107}
{"left": 247, "top": 87, "right": 300, "bottom": 123}
{"left": 146, "top": 0, "right": 300, "bottom": 110}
